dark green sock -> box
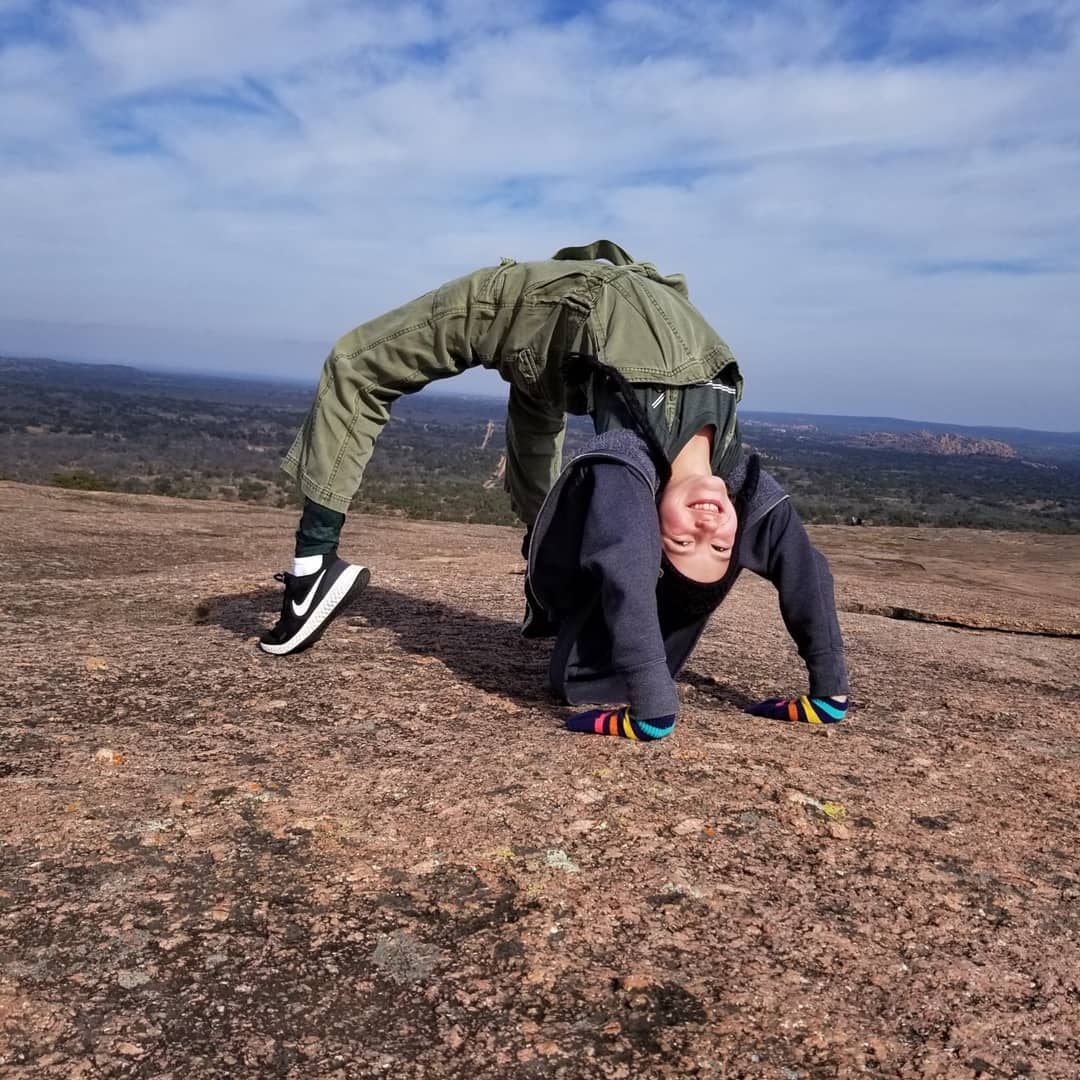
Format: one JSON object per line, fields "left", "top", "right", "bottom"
{"left": 295, "top": 499, "right": 345, "bottom": 557}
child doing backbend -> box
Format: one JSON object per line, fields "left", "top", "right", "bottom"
{"left": 260, "top": 241, "right": 849, "bottom": 737}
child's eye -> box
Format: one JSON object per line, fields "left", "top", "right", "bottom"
{"left": 712, "top": 545, "right": 729, "bottom": 554}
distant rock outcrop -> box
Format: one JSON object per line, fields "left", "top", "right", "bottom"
{"left": 851, "top": 430, "right": 1018, "bottom": 458}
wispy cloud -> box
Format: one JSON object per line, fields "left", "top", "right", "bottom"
{"left": 910, "top": 257, "right": 1067, "bottom": 276}
{"left": 1, "top": 0, "right": 1078, "bottom": 427}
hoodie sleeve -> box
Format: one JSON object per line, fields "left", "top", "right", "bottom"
{"left": 740, "top": 499, "right": 849, "bottom": 697}
{"left": 577, "top": 462, "right": 679, "bottom": 720}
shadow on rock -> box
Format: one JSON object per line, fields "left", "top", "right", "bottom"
{"left": 678, "top": 670, "right": 758, "bottom": 711}
{"left": 196, "top": 583, "right": 554, "bottom": 704}
{"left": 356, "top": 585, "right": 553, "bottom": 703}
{"left": 195, "top": 586, "right": 280, "bottom": 639}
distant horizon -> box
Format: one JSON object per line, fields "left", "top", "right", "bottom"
{"left": 5, "top": 348, "right": 1078, "bottom": 439}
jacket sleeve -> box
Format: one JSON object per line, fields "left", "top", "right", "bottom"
{"left": 578, "top": 463, "right": 679, "bottom": 719}
{"left": 741, "top": 500, "right": 849, "bottom": 697}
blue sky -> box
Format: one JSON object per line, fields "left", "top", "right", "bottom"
{"left": 1, "top": 0, "right": 1078, "bottom": 429}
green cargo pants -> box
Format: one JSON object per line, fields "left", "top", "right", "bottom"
{"left": 282, "top": 242, "right": 741, "bottom": 524}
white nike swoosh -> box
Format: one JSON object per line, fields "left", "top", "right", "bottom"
{"left": 291, "top": 569, "right": 326, "bottom": 617}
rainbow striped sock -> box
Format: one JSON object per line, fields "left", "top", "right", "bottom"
{"left": 747, "top": 695, "right": 848, "bottom": 724}
{"left": 565, "top": 706, "right": 675, "bottom": 741}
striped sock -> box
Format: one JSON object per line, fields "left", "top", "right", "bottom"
{"left": 565, "top": 706, "right": 675, "bottom": 741}
{"left": 747, "top": 695, "right": 848, "bottom": 724}
{"left": 789, "top": 696, "right": 847, "bottom": 723}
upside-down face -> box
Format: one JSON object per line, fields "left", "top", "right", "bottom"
{"left": 657, "top": 473, "right": 738, "bottom": 584}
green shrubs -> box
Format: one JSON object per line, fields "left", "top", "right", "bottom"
{"left": 52, "top": 470, "right": 114, "bottom": 491}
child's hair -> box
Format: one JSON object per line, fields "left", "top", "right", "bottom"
{"left": 658, "top": 554, "right": 730, "bottom": 617}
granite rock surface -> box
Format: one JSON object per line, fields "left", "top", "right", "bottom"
{"left": 1, "top": 481, "right": 1078, "bottom": 1079}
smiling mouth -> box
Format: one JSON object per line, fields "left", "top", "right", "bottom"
{"left": 688, "top": 501, "right": 722, "bottom": 513}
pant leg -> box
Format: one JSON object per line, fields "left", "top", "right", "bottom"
{"left": 504, "top": 386, "right": 567, "bottom": 528}
{"left": 499, "top": 282, "right": 592, "bottom": 528}
{"left": 282, "top": 264, "right": 509, "bottom": 512}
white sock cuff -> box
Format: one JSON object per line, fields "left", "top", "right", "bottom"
{"left": 292, "top": 554, "right": 324, "bottom": 576}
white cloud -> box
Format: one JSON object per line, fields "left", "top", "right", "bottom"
{"left": 1, "top": 0, "right": 1078, "bottom": 428}
{"left": 65, "top": 1, "right": 433, "bottom": 90}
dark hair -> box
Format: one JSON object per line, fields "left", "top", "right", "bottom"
{"left": 656, "top": 553, "right": 729, "bottom": 619}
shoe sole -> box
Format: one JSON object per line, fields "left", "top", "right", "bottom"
{"left": 259, "top": 565, "right": 370, "bottom": 656}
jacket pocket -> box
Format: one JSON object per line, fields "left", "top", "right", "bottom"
{"left": 507, "top": 345, "right": 542, "bottom": 389}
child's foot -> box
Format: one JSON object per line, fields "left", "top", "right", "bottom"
{"left": 566, "top": 706, "right": 675, "bottom": 741}
{"left": 259, "top": 554, "right": 369, "bottom": 655}
{"left": 745, "top": 695, "right": 848, "bottom": 724}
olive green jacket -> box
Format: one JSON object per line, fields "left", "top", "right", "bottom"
{"left": 283, "top": 241, "right": 742, "bottom": 522}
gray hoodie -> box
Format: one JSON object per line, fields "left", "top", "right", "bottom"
{"left": 527, "top": 429, "right": 848, "bottom": 718}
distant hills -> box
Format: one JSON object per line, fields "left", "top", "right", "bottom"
{"left": 740, "top": 408, "right": 1080, "bottom": 443}
{"left": 4, "top": 353, "right": 1078, "bottom": 441}
{"left": 742, "top": 415, "right": 1072, "bottom": 465}
{"left": 1, "top": 354, "right": 1078, "bottom": 532}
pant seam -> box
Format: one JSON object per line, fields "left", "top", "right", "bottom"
{"left": 325, "top": 303, "right": 509, "bottom": 489}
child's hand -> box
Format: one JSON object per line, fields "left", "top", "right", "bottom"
{"left": 566, "top": 706, "right": 675, "bottom": 741}
{"left": 746, "top": 695, "right": 848, "bottom": 724}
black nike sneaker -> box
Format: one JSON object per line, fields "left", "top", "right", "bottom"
{"left": 259, "top": 553, "right": 370, "bottom": 655}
